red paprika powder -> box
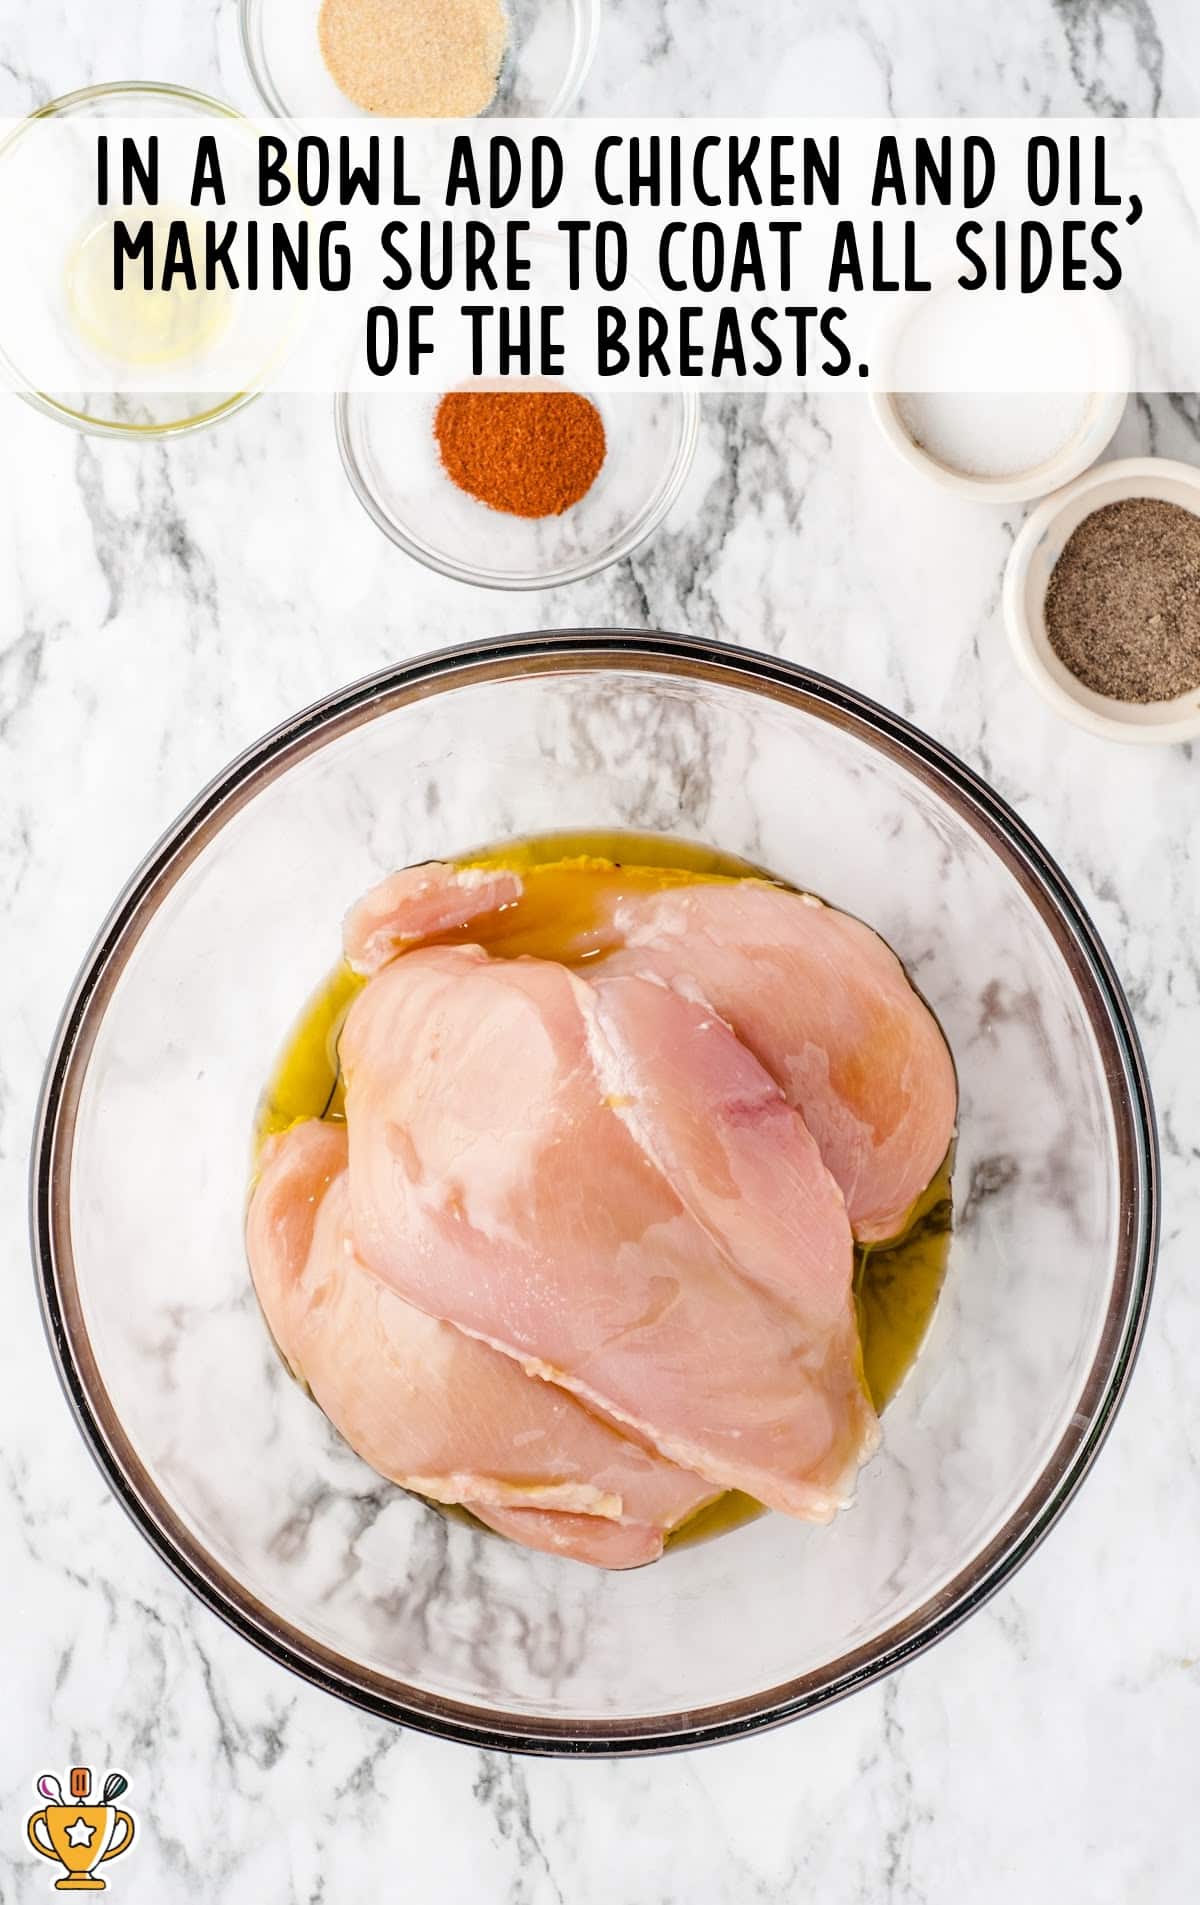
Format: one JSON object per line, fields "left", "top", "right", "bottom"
{"left": 433, "top": 390, "right": 607, "bottom": 519}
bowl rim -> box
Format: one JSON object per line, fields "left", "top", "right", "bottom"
{"left": 333, "top": 390, "right": 701, "bottom": 589}
{"left": 238, "top": 0, "right": 603, "bottom": 122}
{"left": 0, "top": 82, "right": 261, "bottom": 440}
{"left": 30, "top": 630, "right": 1159, "bottom": 1756}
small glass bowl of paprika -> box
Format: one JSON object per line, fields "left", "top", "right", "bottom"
{"left": 334, "top": 383, "right": 700, "bottom": 589}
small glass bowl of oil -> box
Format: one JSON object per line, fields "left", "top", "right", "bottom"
{"left": 0, "top": 84, "right": 269, "bottom": 439}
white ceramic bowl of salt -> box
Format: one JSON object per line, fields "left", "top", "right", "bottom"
{"left": 1003, "top": 456, "right": 1200, "bottom": 745}
{"left": 868, "top": 280, "right": 1128, "bottom": 505}
{"left": 870, "top": 387, "right": 1127, "bottom": 506}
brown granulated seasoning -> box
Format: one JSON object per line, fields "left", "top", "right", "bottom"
{"left": 318, "top": 0, "right": 509, "bottom": 117}
{"left": 434, "top": 391, "right": 607, "bottom": 519}
{"left": 1044, "top": 497, "right": 1200, "bottom": 703}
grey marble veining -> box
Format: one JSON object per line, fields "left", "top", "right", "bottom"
{"left": 2, "top": 0, "right": 1200, "bottom": 118}
{"left": 3, "top": 4, "right": 1200, "bottom": 1902}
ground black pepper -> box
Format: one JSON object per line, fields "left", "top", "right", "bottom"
{"left": 1044, "top": 497, "right": 1200, "bottom": 703}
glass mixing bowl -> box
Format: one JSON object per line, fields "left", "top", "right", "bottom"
{"left": 32, "top": 634, "right": 1157, "bottom": 1755}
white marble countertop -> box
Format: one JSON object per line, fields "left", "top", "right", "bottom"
{"left": 2, "top": 4, "right": 1199, "bottom": 1901}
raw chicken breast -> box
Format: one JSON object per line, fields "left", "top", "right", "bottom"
{"left": 475, "top": 1505, "right": 682, "bottom": 1568}
{"left": 340, "top": 945, "right": 876, "bottom": 1519}
{"left": 584, "top": 967, "right": 853, "bottom": 1324}
{"left": 345, "top": 862, "right": 523, "bottom": 976}
{"left": 342, "top": 859, "right": 956, "bottom": 1242}
{"left": 247, "top": 1118, "right": 718, "bottom": 1568}
{"left": 602, "top": 883, "right": 957, "bottom": 1242}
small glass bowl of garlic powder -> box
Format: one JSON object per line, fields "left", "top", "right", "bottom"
{"left": 240, "top": 0, "right": 600, "bottom": 119}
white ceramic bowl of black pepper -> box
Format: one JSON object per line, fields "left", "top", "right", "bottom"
{"left": 1003, "top": 456, "right": 1200, "bottom": 744}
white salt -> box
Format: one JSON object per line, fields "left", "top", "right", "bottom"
{"left": 894, "top": 392, "right": 1089, "bottom": 479}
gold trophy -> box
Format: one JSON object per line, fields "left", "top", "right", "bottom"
{"left": 27, "top": 1769, "right": 135, "bottom": 1891}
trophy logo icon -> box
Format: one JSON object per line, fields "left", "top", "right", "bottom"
{"left": 26, "top": 1768, "right": 135, "bottom": 1892}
